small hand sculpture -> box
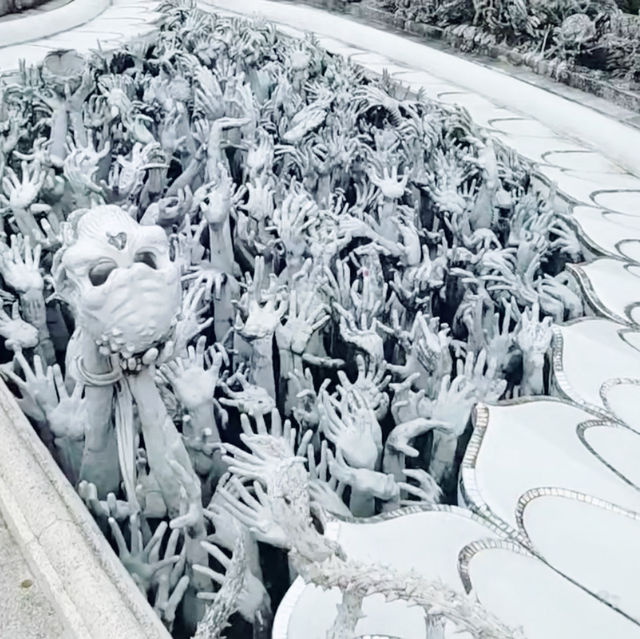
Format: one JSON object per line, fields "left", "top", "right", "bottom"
{"left": 286, "top": 366, "right": 330, "bottom": 427}
{"left": 220, "top": 370, "right": 276, "bottom": 417}
{"left": 239, "top": 294, "right": 287, "bottom": 342}
{"left": 336, "top": 355, "right": 390, "bottom": 421}
{"left": 108, "top": 515, "right": 180, "bottom": 595}
{"left": 276, "top": 289, "right": 329, "bottom": 356}
{"left": 367, "top": 159, "right": 408, "bottom": 201}
{"left": 240, "top": 174, "right": 275, "bottom": 224}
{"left": 194, "top": 167, "right": 234, "bottom": 229}
{"left": 385, "top": 417, "right": 443, "bottom": 460}
{"left": 550, "top": 217, "right": 582, "bottom": 261}
{"left": 174, "top": 284, "right": 214, "bottom": 353}
{"left": 238, "top": 410, "right": 312, "bottom": 458}
{"left": 538, "top": 273, "right": 584, "bottom": 322}
{"left": 516, "top": 302, "right": 553, "bottom": 396}
{"left": 78, "top": 481, "right": 133, "bottom": 523}
{"left": 64, "top": 137, "right": 110, "bottom": 199}
{"left": 334, "top": 302, "right": 388, "bottom": 366}
{"left": 0, "top": 302, "right": 39, "bottom": 351}
{"left": 431, "top": 374, "right": 477, "bottom": 439}
{"left": 195, "top": 539, "right": 271, "bottom": 625}
{"left": 214, "top": 474, "right": 288, "bottom": 547}
{"left": 40, "top": 364, "right": 87, "bottom": 478}
{"left": 428, "top": 374, "right": 477, "bottom": 486}
{"left": 0, "top": 351, "right": 53, "bottom": 421}
{"left": 319, "top": 387, "right": 381, "bottom": 471}
{"left": 205, "top": 479, "right": 247, "bottom": 551}
{"left": 484, "top": 301, "right": 516, "bottom": 373}
{"left": 389, "top": 312, "right": 452, "bottom": 397}
{"left": 398, "top": 468, "right": 442, "bottom": 507}
{"left": 245, "top": 129, "right": 275, "bottom": 179}
{"left": 1, "top": 160, "right": 46, "bottom": 212}
{"left": 329, "top": 449, "right": 399, "bottom": 503}
{"left": 270, "top": 185, "right": 316, "bottom": 268}
{"left": 151, "top": 528, "right": 189, "bottom": 629}
{"left": 457, "top": 349, "right": 507, "bottom": 403}
{"left": 389, "top": 373, "right": 432, "bottom": 425}
{"left": 0, "top": 235, "right": 43, "bottom": 294}
{"left": 159, "top": 336, "right": 224, "bottom": 412}
{"left": 306, "top": 440, "right": 350, "bottom": 519}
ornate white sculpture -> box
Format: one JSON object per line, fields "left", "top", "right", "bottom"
{"left": 0, "top": 1, "right": 596, "bottom": 637}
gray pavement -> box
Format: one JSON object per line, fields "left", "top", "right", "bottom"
{"left": 0, "top": 514, "right": 67, "bottom": 639}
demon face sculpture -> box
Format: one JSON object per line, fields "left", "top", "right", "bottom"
{"left": 54, "top": 205, "right": 181, "bottom": 360}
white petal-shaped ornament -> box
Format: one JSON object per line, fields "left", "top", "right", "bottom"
{"left": 517, "top": 490, "right": 640, "bottom": 622}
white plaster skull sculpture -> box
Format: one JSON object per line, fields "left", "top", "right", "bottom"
{"left": 54, "top": 205, "right": 181, "bottom": 360}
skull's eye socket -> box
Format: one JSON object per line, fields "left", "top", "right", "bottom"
{"left": 134, "top": 250, "right": 157, "bottom": 270}
{"left": 89, "top": 260, "right": 117, "bottom": 286}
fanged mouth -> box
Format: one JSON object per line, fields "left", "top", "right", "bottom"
{"left": 95, "top": 322, "right": 177, "bottom": 372}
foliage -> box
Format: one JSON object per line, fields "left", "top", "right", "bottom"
{"left": 384, "top": 0, "right": 640, "bottom": 85}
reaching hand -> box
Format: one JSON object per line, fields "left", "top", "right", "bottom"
{"left": 271, "top": 182, "right": 316, "bottom": 251}
{"left": 334, "top": 302, "right": 387, "bottom": 365}
{"left": 151, "top": 527, "right": 189, "bottom": 629}
{"left": 1, "top": 160, "right": 46, "bottom": 211}
{"left": 205, "top": 477, "right": 246, "bottom": 550}
{"left": 287, "top": 367, "right": 330, "bottom": 427}
{"left": 319, "top": 387, "right": 381, "bottom": 470}
{"left": 238, "top": 409, "right": 312, "bottom": 458}
{"left": 43, "top": 364, "right": 87, "bottom": 441}
{"left": 431, "top": 374, "right": 476, "bottom": 438}
{"left": 213, "top": 474, "right": 287, "bottom": 547}
{"left": 276, "top": 289, "right": 329, "bottom": 355}
{"left": 0, "top": 235, "right": 43, "bottom": 293}
{"left": 367, "top": 159, "right": 408, "bottom": 200}
{"left": 0, "top": 351, "right": 54, "bottom": 421}
{"left": 240, "top": 174, "right": 275, "bottom": 224}
{"left": 329, "top": 449, "right": 398, "bottom": 502}
{"left": 398, "top": 468, "right": 442, "bottom": 507}
{"left": 195, "top": 539, "right": 270, "bottom": 623}
{"left": 78, "top": 481, "right": 133, "bottom": 523}
{"left": 306, "top": 440, "right": 350, "bottom": 519}
{"left": 246, "top": 129, "right": 274, "bottom": 178}
{"left": 337, "top": 355, "right": 390, "bottom": 421}
{"left": 516, "top": 302, "right": 553, "bottom": 362}
{"left": 173, "top": 283, "right": 214, "bottom": 353}
{"left": 0, "top": 302, "right": 39, "bottom": 351}
{"left": 516, "top": 302, "right": 553, "bottom": 395}
{"left": 220, "top": 371, "right": 276, "bottom": 417}
{"left": 194, "top": 166, "right": 234, "bottom": 228}
{"left": 538, "top": 274, "right": 583, "bottom": 321}
{"left": 64, "top": 137, "right": 110, "bottom": 196}
{"left": 109, "top": 515, "right": 180, "bottom": 595}
{"left": 550, "top": 217, "right": 581, "bottom": 260}
{"left": 385, "top": 417, "right": 444, "bottom": 460}
{"left": 389, "top": 373, "right": 433, "bottom": 425}
{"left": 457, "top": 349, "right": 507, "bottom": 403}
{"left": 484, "top": 301, "right": 516, "bottom": 372}
{"left": 159, "top": 336, "right": 225, "bottom": 411}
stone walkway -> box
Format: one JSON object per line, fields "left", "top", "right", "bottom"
{"left": 0, "top": 0, "right": 160, "bottom": 72}
{"left": 0, "top": 513, "right": 67, "bottom": 639}
{"left": 0, "top": 0, "right": 72, "bottom": 23}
